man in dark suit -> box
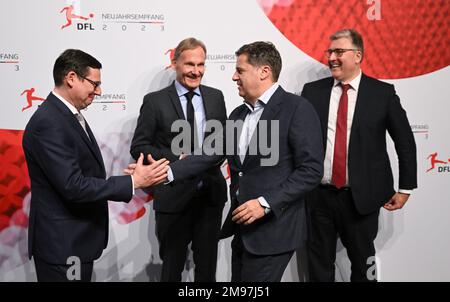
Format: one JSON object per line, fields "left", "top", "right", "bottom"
{"left": 301, "top": 29, "right": 417, "bottom": 282}
{"left": 22, "top": 49, "right": 169, "bottom": 282}
{"left": 130, "top": 38, "right": 228, "bottom": 282}
{"left": 168, "top": 41, "right": 324, "bottom": 281}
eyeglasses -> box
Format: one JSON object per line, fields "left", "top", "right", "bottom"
{"left": 80, "top": 76, "right": 101, "bottom": 90}
{"left": 324, "top": 48, "right": 359, "bottom": 58}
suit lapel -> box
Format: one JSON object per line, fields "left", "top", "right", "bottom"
{"left": 229, "top": 105, "right": 249, "bottom": 170}
{"left": 84, "top": 121, "right": 106, "bottom": 172}
{"left": 199, "top": 85, "right": 215, "bottom": 120}
{"left": 199, "top": 85, "right": 216, "bottom": 141}
{"left": 241, "top": 86, "right": 283, "bottom": 167}
{"left": 48, "top": 93, "right": 105, "bottom": 172}
{"left": 349, "top": 73, "right": 369, "bottom": 147}
{"left": 168, "top": 82, "right": 185, "bottom": 119}
{"left": 316, "top": 78, "right": 334, "bottom": 151}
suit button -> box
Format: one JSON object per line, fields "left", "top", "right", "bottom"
{"left": 238, "top": 172, "right": 243, "bottom": 177}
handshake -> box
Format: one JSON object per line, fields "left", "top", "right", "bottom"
{"left": 124, "top": 153, "right": 170, "bottom": 189}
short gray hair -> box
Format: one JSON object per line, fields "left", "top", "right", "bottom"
{"left": 330, "top": 29, "right": 364, "bottom": 62}
{"left": 173, "top": 37, "right": 206, "bottom": 61}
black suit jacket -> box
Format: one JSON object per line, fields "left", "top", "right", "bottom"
{"left": 302, "top": 74, "right": 417, "bottom": 215}
{"left": 170, "top": 86, "right": 324, "bottom": 255}
{"left": 130, "top": 82, "right": 228, "bottom": 213}
{"left": 22, "top": 93, "right": 132, "bottom": 264}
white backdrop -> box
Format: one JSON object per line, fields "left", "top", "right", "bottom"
{"left": 1, "top": 0, "right": 449, "bottom": 281}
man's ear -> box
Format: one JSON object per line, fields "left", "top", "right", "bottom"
{"left": 259, "top": 65, "right": 271, "bottom": 81}
{"left": 65, "top": 71, "right": 77, "bottom": 88}
{"left": 355, "top": 50, "right": 363, "bottom": 64}
{"left": 170, "top": 60, "right": 177, "bottom": 70}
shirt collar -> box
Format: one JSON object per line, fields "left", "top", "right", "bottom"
{"left": 175, "top": 80, "right": 201, "bottom": 98}
{"left": 244, "top": 82, "right": 279, "bottom": 112}
{"left": 52, "top": 90, "right": 79, "bottom": 114}
{"left": 333, "top": 70, "right": 362, "bottom": 92}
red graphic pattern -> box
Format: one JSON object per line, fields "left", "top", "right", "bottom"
{"left": 260, "top": 0, "right": 450, "bottom": 79}
{"left": 0, "top": 130, "right": 29, "bottom": 232}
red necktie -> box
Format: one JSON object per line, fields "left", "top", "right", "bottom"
{"left": 332, "top": 84, "right": 350, "bottom": 189}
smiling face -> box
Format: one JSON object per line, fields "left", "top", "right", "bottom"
{"left": 65, "top": 67, "right": 102, "bottom": 110}
{"left": 232, "top": 54, "right": 264, "bottom": 102}
{"left": 173, "top": 46, "right": 206, "bottom": 90}
{"left": 328, "top": 37, "right": 362, "bottom": 83}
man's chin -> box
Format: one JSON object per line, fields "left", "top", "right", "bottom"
{"left": 331, "top": 70, "right": 343, "bottom": 81}
{"left": 185, "top": 78, "right": 201, "bottom": 89}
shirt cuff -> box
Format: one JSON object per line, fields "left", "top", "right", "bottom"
{"left": 130, "top": 175, "right": 135, "bottom": 195}
{"left": 165, "top": 167, "right": 174, "bottom": 184}
{"left": 258, "top": 197, "right": 271, "bottom": 214}
{"left": 399, "top": 189, "right": 412, "bottom": 195}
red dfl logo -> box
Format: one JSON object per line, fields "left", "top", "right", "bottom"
{"left": 20, "top": 88, "right": 45, "bottom": 112}
{"left": 164, "top": 48, "right": 176, "bottom": 70}
{"left": 426, "top": 152, "right": 449, "bottom": 173}
{"left": 60, "top": 5, "right": 94, "bottom": 29}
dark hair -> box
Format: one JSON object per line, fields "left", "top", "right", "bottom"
{"left": 235, "top": 41, "right": 282, "bottom": 81}
{"left": 53, "top": 49, "right": 102, "bottom": 86}
{"left": 173, "top": 37, "right": 207, "bottom": 61}
{"left": 330, "top": 29, "right": 364, "bottom": 62}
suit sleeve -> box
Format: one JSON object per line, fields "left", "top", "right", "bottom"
{"left": 29, "top": 118, "right": 132, "bottom": 203}
{"left": 130, "top": 94, "right": 178, "bottom": 163}
{"left": 300, "top": 83, "right": 312, "bottom": 100}
{"left": 170, "top": 127, "right": 225, "bottom": 180}
{"left": 386, "top": 85, "right": 417, "bottom": 189}
{"left": 263, "top": 99, "right": 324, "bottom": 215}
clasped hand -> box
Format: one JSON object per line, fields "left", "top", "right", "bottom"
{"left": 124, "top": 153, "right": 169, "bottom": 189}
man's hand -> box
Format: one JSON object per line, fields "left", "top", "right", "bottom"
{"left": 131, "top": 153, "right": 169, "bottom": 189}
{"left": 383, "top": 192, "right": 410, "bottom": 211}
{"left": 232, "top": 199, "right": 265, "bottom": 225}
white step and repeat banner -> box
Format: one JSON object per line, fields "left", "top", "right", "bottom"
{"left": 1, "top": 0, "right": 449, "bottom": 281}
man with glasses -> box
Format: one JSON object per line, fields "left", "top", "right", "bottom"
{"left": 301, "top": 29, "right": 417, "bottom": 281}
{"left": 23, "top": 49, "right": 169, "bottom": 281}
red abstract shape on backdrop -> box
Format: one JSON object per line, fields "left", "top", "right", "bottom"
{"left": 259, "top": 0, "right": 450, "bottom": 79}
{"left": 0, "top": 130, "right": 30, "bottom": 232}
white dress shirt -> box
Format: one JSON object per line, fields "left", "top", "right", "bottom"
{"left": 239, "top": 83, "right": 279, "bottom": 211}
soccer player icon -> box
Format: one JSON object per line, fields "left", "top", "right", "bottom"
{"left": 426, "top": 152, "right": 448, "bottom": 172}
{"left": 60, "top": 5, "right": 94, "bottom": 29}
{"left": 20, "top": 88, "right": 45, "bottom": 111}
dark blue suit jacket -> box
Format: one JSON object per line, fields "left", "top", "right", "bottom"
{"left": 130, "top": 82, "right": 228, "bottom": 213}
{"left": 302, "top": 74, "right": 417, "bottom": 214}
{"left": 171, "top": 86, "right": 324, "bottom": 255}
{"left": 22, "top": 92, "right": 132, "bottom": 264}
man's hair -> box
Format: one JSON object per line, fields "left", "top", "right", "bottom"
{"left": 235, "top": 41, "right": 282, "bottom": 82}
{"left": 53, "top": 49, "right": 102, "bottom": 86}
{"left": 173, "top": 37, "right": 207, "bottom": 61}
{"left": 330, "top": 29, "right": 364, "bottom": 62}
